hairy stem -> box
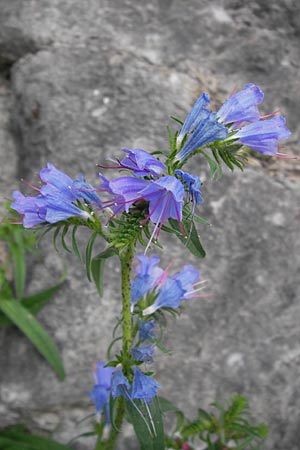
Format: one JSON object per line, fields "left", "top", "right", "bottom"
{"left": 120, "top": 245, "right": 134, "bottom": 364}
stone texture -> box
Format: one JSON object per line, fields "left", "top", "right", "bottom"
{"left": 0, "top": 1, "right": 300, "bottom": 449}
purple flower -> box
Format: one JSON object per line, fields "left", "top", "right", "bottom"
{"left": 99, "top": 174, "right": 148, "bottom": 215}
{"left": 217, "top": 83, "right": 264, "bottom": 125}
{"left": 11, "top": 163, "right": 98, "bottom": 227}
{"left": 233, "top": 116, "right": 291, "bottom": 155}
{"left": 111, "top": 370, "right": 131, "bottom": 399}
{"left": 89, "top": 362, "right": 115, "bottom": 421}
{"left": 139, "top": 319, "right": 156, "bottom": 341}
{"left": 131, "top": 255, "right": 164, "bottom": 308}
{"left": 177, "top": 93, "right": 211, "bottom": 143}
{"left": 175, "top": 169, "right": 202, "bottom": 205}
{"left": 131, "top": 367, "right": 160, "bottom": 403}
{"left": 176, "top": 111, "right": 228, "bottom": 162}
{"left": 131, "top": 345, "right": 155, "bottom": 363}
{"left": 119, "top": 148, "right": 166, "bottom": 177}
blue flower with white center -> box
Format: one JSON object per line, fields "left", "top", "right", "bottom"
{"left": 217, "top": 83, "right": 264, "bottom": 125}
{"left": 119, "top": 148, "right": 166, "bottom": 177}
{"left": 131, "top": 255, "right": 164, "bottom": 308}
{"left": 233, "top": 116, "right": 291, "bottom": 155}
{"left": 176, "top": 111, "right": 228, "bottom": 162}
{"left": 175, "top": 169, "right": 202, "bottom": 206}
{"left": 143, "top": 277, "right": 185, "bottom": 316}
{"left": 139, "top": 319, "right": 156, "bottom": 342}
{"left": 131, "top": 367, "right": 160, "bottom": 403}
{"left": 89, "top": 362, "right": 115, "bottom": 422}
{"left": 131, "top": 345, "right": 155, "bottom": 363}
{"left": 177, "top": 93, "right": 211, "bottom": 144}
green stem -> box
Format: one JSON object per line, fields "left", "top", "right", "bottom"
{"left": 102, "top": 245, "right": 135, "bottom": 450}
{"left": 120, "top": 245, "right": 134, "bottom": 364}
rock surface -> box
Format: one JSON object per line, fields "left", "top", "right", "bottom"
{"left": 0, "top": 1, "right": 300, "bottom": 449}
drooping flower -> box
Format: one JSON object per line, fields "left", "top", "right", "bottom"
{"left": 131, "top": 255, "right": 164, "bottom": 308}
{"left": 131, "top": 367, "right": 160, "bottom": 403}
{"left": 175, "top": 169, "right": 202, "bottom": 206}
{"left": 118, "top": 148, "right": 166, "bottom": 177}
{"left": 131, "top": 345, "right": 155, "bottom": 363}
{"left": 232, "top": 116, "right": 291, "bottom": 155}
{"left": 11, "top": 163, "right": 99, "bottom": 227}
{"left": 111, "top": 370, "right": 131, "bottom": 399}
{"left": 89, "top": 362, "right": 115, "bottom": 421}
{"left": 217, "top": 83, "right": 264, "bottom": 125}
{"left": 177, "top": 93, "right": 211, "bottom": 144}
{"left": 139, "top": 319, "right": 156, "bottom": 342}
{"left": 176, "top": 111, "right": 228, "bottom": 162}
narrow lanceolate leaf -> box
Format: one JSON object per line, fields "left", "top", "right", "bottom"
{"left": 91, "top": 248, "right": 117, "bottom": 297}
{"left": 8, "top": 241, "right": 26, "bottom": 300}
{"left": 169, "top": 215, "right": 206, "bottom": 259}
{"left": 72, "top": 226, "right": 82, "bottom": 260}
{"left": 125, "top": 397, "right": 165, "bottom": 450}
{"left": 0, "top": 299, "right": 65, "bottom": 380}
{"left": 0, "top": 424, "right": 76, "bottom": 449}
{"left": 61, "top": 224, "right": 72, "bottom": 253}
{"left": 85, "top": 232, "right": 98, "bottom": 281}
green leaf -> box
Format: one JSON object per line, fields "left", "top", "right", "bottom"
{"left": 0, "top": 299, "right": 65, "bottom": 380}
{"left": 7, "top": 240, "right": 26, "bottom": 300}
{"left": 71, "top": 226, "right": 82, "bottom": 260}
{"left": 61, "top": 224, "right": 72, "bottom": 253}
{"left": 125, "top": 397, "right": 165, "bottom": 450}
{"left": 85, "top": 232, "right": 98, "bottom": 281}
{"left": 168, "top": 213, "right": 206, "bottom": 259}
{"left": 157, "top": 397, "right": 185, "bottom": 431}
{"left": 0, "top": 281, "right": 65, "bottom": 327}
{"left": 91, "top": 248, "right": 117, "bottom": 297}
{"left": 0, "top": 424, "right": 75, "bottom": 450}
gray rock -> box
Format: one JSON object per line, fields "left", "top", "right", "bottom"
{"left": 0, "top": 1, "right": 300, "bottom": 449}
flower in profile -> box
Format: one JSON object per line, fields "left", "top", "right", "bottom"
{"left": 176, "top": 111, "right": 228, "bottom": 162}
{"left": 139, "top": 319, "right": 156, "bottom": 342}
{"left": 217, "top": 83, "right": 264, "bottom": 125}
{"left": 11, "top": 163, "right": 99, "bottom": 227}
{"left": 175, "top": 169, "right": 202, "bottom": 206}
{"left": 111, "top": 370, "right": 131, "bottom": 399}
{"left": 119, "top": 148, "right": 166, "bottom": 177}
{"left": 89, "top": 362, "right": 115, "bottom": 421}
{"left": 232, "top": 116, "right": 291, "bottom": 155}
{"left": 131, "top": 255, "right": 164, "bottom": 308}
{"left": 131, "top": 367, "right": 160, "bottom": 403}
{"left": 177, "top": 93, "right": 210, "bottom": 144}
{"left": 99, "top": 174, "right": 148, "bottom": 216}
{"left": 131, "top": 345, "right": 155, "bottom": 363}
{"left": 142, "top": 264, "right": 201, "bottom": 316}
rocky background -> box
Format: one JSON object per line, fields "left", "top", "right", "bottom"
{"left": 0, "top": 1, "right": 300, "bottom": 449}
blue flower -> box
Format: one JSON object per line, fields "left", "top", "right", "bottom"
{"left": 176, "top": 111, "right": 228, "bottom": 162}
{"left": 131, "top": 367, "right": 160, "bottom": 403}
{"left": 111, "top": 370, "right": 131, "bottom": 399}
{"left": 131, "top": 255, "right": 164, "bottom": 308}
{"left": 11, "top": 163, "right": 98, "bottom": 227}
{"left": 72, "top": 174, "right": 102, "bottom": 206}
{"left": 139, "top": 319, "right": 156, "bottom": 341}
{"left": 233, "top": 116, "right": 291, "bottom": 155}
{"left": 217, "top": 83, "right": 264, "bottom": 125}
{"left": 119, "top": 148, "right": 166, "bottom": 177}
{"left": 89, "top": 362, "right": 115, "bottom": 421}
{"left": 131, "top": 345, "right": 155, "bottom": 363}
{"left": 99, "top": 174, "right": 148, "bottom": 215}
{"left": 173, "top": 265, "right": 201, "bottom": 298}
{"left": 177, "top": 93, "right": 211, "bottom": 143}
{"left": 175, "top": 169, "right": 202, "bottom": 205}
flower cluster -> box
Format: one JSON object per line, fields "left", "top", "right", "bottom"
{"left": 131, "top": 254, "right": 203, "bottom": 315}
{"left": 176, "top": 83, "right": 291, "bottom": 160}
{"left": 11, "top": 163, "right": 101, "bottom": 228}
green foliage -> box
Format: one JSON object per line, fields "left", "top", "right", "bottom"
{"left": 0, "top": 219, "right": 65, "bottom": 379}
{"left": 0, "top": 424, "right": 76, "bottom": 450}
{"left": 164, "top": 394, "right": 268, "bottom": 450}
